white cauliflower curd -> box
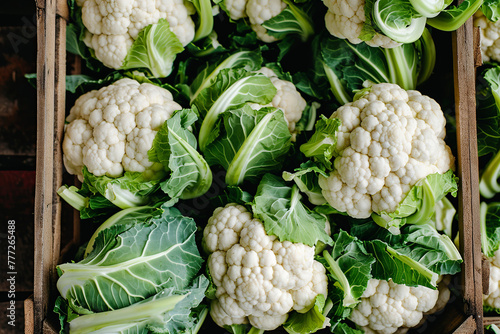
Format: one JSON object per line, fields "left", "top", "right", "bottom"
{"left": 319, "top": 82, "right": 455, "bottom": 219}
{"left": 322, "top": 0, "right": 401, "bottom": 48}
{"left": 221, "top": 0, "right": 298, "bottom": 43}
{"left": 484, "top": 249, "right": 500, "bottom": 310}
{"left": 203, "top": 204, "right": 328, "bottom": 330}
{"left": 350, "top": 278, "right": 450, "bottom": 334}
{"left": 62, "top": 78, "right": 182, "bottom": 181}
{"left": 474, "top": 10, "right": 500, "bottom": 63}
{"left": 76, "top": 0, "right": 196, "bottom": 69}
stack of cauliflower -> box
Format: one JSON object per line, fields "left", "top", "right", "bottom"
{"left": 203, "top": 204, "right": 328, "bottom": 330}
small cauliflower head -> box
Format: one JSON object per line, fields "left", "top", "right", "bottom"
{"left": 62, "top": 78, "right": 182, "bottom": 181}
{"left": 249, "top": 67, "right": 307, "bottom": 139}
{"left": 322, "top": 0, "right": 401, "bottom": 48}
{"left": 222, "top": 0, "right": 286, "bottom": 42}
{"left": 484, "top": 249, "right": 500, "bottom": 310}
{"left": 77, "top": 0, "right": 196, "bottom": 69}
{"left": 349, "top": 279, "right": 441, "bottom": 334}
{"left": 203, "top": 204, "right": 328, "bottom": 330}
{"left": 319, "top": 83, "right": 454, "bottom": 219}
{"left": 474, "top": 10, "right": 500, "bottom": 63}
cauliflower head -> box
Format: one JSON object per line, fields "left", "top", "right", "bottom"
{"left": 77, "top": 0, "right": 196, "bottom": 69}
{"left": 62, "top": 78, "right": 182, "bottom": 181}
{"left": 322, "top": 0, "right": 401, "bottom": 48}
{"left": 319, "top": 82, "right": 455, "bottom": 219}
{"left": 249, "top": 67, "right": 307, "bottom": 138}
{"left": 484, "top": 249, "right": 500, "bottom": 310}
{"left": 474, "top": 10, "right": 500, "bottom": 63}
{"left": 349, "top": 278, "right": 448, "bottom": 334}
{"left": 203, "top": 204, "right": 328, "bottom": 330}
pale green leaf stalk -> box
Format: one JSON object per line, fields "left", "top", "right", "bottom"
{"left": 57, "top": 185, "right": 89, "bottom": 212}
{"left": 480, "top": 149, "right": 500, "bottom": 199}
{"left": 198, "top": 74, "right": 276, "bottom": 151}
{"left": 226, "top": 112, "right": 276, "bottom": 185}
{"left": 69, "top": 294, "right": 186, "bottom": 334}
{"left": 323, "top": 250, "right": 358, "bottom": 307}
{"left": 386, "top": 245, "right": 439, "bottom": 287}
{"left": 191, "top": 0, "right": 214, "bottom": 41}
{"left": 190, "top": 50, "right": 263, "bottom": 103}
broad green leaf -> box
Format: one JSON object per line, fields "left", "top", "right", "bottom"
{"left": 282, "top": 161, "right": 328, "bottom": 206}
{"left": 252, "top": 173, "right": 333, "bottom": 247}
{"left": 205, "top": 106, "right": 292, "bottom": 185}
{"left": 189, "top": 50, "right": 263, "bottom": 103}
{"left": 67, "top": 276, "right": 208, "bottom": 334}
{"left": 372, "top": 170, "right": 458, "bottom": 229}
{"left": 150, "top": 109, "right": 213, "bottom": 200}
{"left": 427, "top": 0, "right": 483, "bottom": 31}
{"left": 194, "top": 69, "right": 277, "bottom": 150}
{"left": 122, "top": 19, "right": 184, "bottom": 78}
{"left": 57, "top": 206, "right": 204, "bottom": 313}
{"left": 300, "top": 115, "right": 341, "bottom": 171}
{"left": 262, "top": 0, "right": 314, "bottom": 42}
{"left": 365, "top": 240, "right": 438, "bottom": 289}
{"left": 283, "top": 295, "right": 328, "bottom": 334}
{"left": 482, "top": 0, "right": 500, "bottom": 22}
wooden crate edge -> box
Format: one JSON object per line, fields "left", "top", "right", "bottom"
{"left": 452, "top": 14, "right": 484, "bottom": 334}
{"left": 33, "top": 0, "right": 68, "bottom": 333}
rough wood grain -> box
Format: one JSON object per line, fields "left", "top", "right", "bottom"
{"left": 484, "top": 317, "right": 500, "bottom": 326}
{"left": 453, "top": 316, "right": 477, "bottom": 334}
{"left": 35, "top": 0, "right": 69, "bottom": 21}
{"left": 33, "top": 0, "right": 68, "bottom": 332}
{"left": 34, "top": 0, "right": 57, "bottom": 332}
{"left": 484, "top": 256, "right": 491, "bottom": 295}
{"left": 452, "top": 12, "right": 483, "bottom": 334}
{"left": 24, "top": 295, "right": 34, "bottom": 334}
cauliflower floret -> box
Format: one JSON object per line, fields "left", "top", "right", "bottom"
{"left": 78, "top": 0, "right": 195, "bottom": 69}
{"left": 319, "top": 83, "right": 455, "bottom": 219}
{"left": 484, "top": 249, "right": 500, "bottom": 310}
{"left": 62, "top": 78, "right": 182, "bottom": 181}
{"left": 474, "top": 10, "right": 500, "bottom": 63}
{"left": 223, "top": 0, "right": 249, "bottom": 20}
{"left": 322, "top": 0, "right": 401, "bottom": 49}
{"left": 349, "top": 279, "right": 442, "bottom": 334}
{"left": 249, "top": 67, "right": 307, "bottom": 139}
{"left": 245, "top": 0, "right": 287, "bottom": 42}
{"left": 203, "top": 204, "right": 328, "bottom": 331}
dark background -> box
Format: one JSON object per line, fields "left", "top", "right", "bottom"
{"left": 0, "top": 1, "right": 37, "bottom": 333}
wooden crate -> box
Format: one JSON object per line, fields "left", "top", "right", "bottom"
{"left": 27, "top": 0, "right": 485, "bottom": 332}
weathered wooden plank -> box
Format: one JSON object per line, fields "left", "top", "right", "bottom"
{"left": 34, "top": 0, "right": 57, "bottom": 332}
{"left": 35, "top": 0, "right": 69, "bottom": 21}
{"left": 24, "top": 295, "right": 34, "bottom": 334}
{"left": 484, "top": 317, "right": 500, "bottom": 326}
{"left": 452, "top": 10, "right": 483, "bottom": 334}
{"left": 453, "top": 316, "right": 477, "bottom": 334}
{"left": 484, "top": 256, "right": 491, "bottom": 295}
{"left": 33, "top": 0, "right": 69, "bottom": 332}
